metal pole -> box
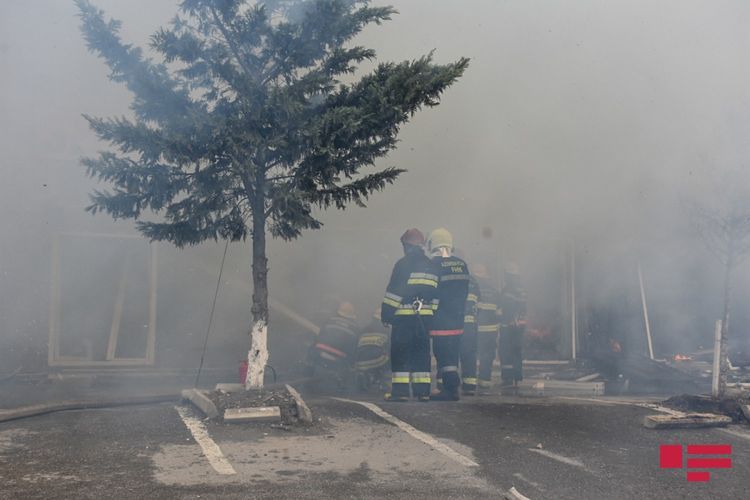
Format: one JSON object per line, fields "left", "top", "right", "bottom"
{"left": 637, "top": 261, "right": 654, "bottom": 360}
{"left": 712, "top": 319, "right": 722, "bottom": 398}
{"left": 146, "top": 243, "right": 158, "bottom": 364}
{"left": 570, "top": 240, "right": 577, "bottom": 360}
{"left": 48, "top": 235, "right": 61, "bottom": 366}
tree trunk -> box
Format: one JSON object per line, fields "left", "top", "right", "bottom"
{"left": 246, "top": 182, "right": 269, "bottom": 390}
{"left": 718, "top": 237, "right": 734, "bottom": 398}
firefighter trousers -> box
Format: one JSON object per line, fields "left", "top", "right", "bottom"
{"left": 390, "top": 319, "right": 431, "bottom": 398}
{"left": 499, "top": 326, "right": 524, "bottom": 384}
{"left": 477, "top": 330, "right": 499, "bottom": 388}
{"left": 460, "top": 325, "right": 478, "bottom": 391}
{"left": 432, "top": 334, "right": 462, "bottom": 395}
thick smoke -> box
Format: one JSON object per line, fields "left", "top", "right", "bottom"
{"left": 2, "top": 0, "right": 750, "bottom": 377}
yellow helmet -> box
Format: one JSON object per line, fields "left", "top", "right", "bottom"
{"left": 504, "top": 262, "right": 521, "bottom": 276}
{"left": 473, "top": 263, "right": 489, "bottom": 279}
{"left": 337, "top": 301, "right": 356, "bottom": 319}
{"left": 428, "top": 228, "right": 453, "bottom": 251}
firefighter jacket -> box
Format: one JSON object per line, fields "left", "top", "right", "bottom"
{"left": 430, "top": 255, "right": 470, "bottom": 333}
{"left": 315, "top": 313, "right": 361, "bottom": 361}
{"left": 500, "top": 283, "right": 527, "bottom": 327}
{"left": 356, "top": 319, "right": 390, "bottom": 372}
{"left": 381, "top": 247, "right": 439, "bottom": 325}
{"left": 476, "top": 277, "right": 502, "bottom": 334}
{"left": 464, "top": 275, "right": 480, "bottom": 328}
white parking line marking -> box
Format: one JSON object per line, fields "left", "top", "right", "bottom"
{"left": 528, "top": 448, "right": 588, "bottom": 470}
{"left": 507, "top": 486, "right": 532, "bottom": 500}
{"left": 513, "top": 472, "right": 545, "bottom": 492}
{"left": 719, "top": 427, "right": 750, "bottom": 442}
{"left": 174, "top": 405, "right": 236, "bottom": 475}
{"left": 333, "top": 398, "right": 478, "bottom": 467}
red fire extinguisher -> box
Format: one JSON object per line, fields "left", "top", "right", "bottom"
{"left": 239, "top": 360, "right": 248, "bottom": 384}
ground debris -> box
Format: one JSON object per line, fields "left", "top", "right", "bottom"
{"left": 644, "top": 413, "right": 731, "bottom": 429}
{"left": 662, "top": 394, "right": 750, "bottom": 423}
{"left": 207, "top": 387, "right": 300, "bottom": 425}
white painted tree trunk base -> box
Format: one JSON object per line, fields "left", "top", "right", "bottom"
{"left": 246, "top": 320, "right": 268, "bottom": 389}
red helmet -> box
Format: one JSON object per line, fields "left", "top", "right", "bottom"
{"left": 400, "top": 228, "right": 425, "bottom": 246}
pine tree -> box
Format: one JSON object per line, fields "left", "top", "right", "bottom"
{"left": 76, "top": 0, "right": 469, "bottom": 388}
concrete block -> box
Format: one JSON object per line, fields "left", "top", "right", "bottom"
{"left": 643, "top": 413, "right": 731, "bottom": 429}
{"left": 740, "top": 404, "right": 750, "bottom": 424}
{"left": 215, "top": 383, "right": 245, "bottom": 393}
{"left": 181, "top": 388, "right": 219, "bottom": 419}
{"left": 224, "top": 406, "right": 281, "bottom": 423}
{"left": 518, "top": 379, "right": 605, "bottom": 397}
{"left": 285, "top": 384, "right": 313, "bottom": 423}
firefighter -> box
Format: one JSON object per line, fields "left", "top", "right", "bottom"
{"left": 381, "top": 228, "right": 438, "bottom": 402}
{"left": 459, "top": 260, "right": 480, "bottom": 395}
{"left": 355, "top": 306, "right": 390, "bottom": 392}
{"left": 427, "top": 228, "right": 470, "bottom": 401}
{"left": 475, "top": 263, "right": 502, "bottom": 393}
{"left": 499, "top": 263, "right": 527, "bottom": 387}
{"left": 309, "top": 301, "right": 361, "bottom": 390}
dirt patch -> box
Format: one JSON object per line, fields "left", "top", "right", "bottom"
{"left": 662, "top": 394, "right": 749, "bottom": 423}
{"left": 206, "top": 387, "right": 301, "bottom": 426}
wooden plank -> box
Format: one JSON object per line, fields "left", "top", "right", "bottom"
{"left": 106, "top": 260, "right": 129, "bottom": 361}
{"left": 224, "top": 406, "right": 281, "bottom": 423}
{"left": 269, "top": 298, "right": 320, "bottom": 335}
{"left": 643, "top": 413, "right": 731, "bottom": 430}
{"left": 48, "top": 358, "right": 151, "bottom": 367}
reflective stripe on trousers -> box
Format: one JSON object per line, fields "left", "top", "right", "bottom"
{"left": 411, "top": 371, "right": 431, "bottom": 384}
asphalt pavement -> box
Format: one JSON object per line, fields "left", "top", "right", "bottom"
{"left": 1, "top": 390, "right": 749, "bottom": 499}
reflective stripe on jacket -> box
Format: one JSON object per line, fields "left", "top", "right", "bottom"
{"left": 430, "top": 255, "right": 470, "bottom": 331}
{"left": 382, "top": 248, "right": 439, "bottom": 325}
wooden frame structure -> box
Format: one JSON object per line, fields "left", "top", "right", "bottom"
{"left": 48, "top": 232, "right": 157, "bottom": 367}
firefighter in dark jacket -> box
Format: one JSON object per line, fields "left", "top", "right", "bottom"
{"left": 475, "top": 264, "right": 502, "bottom": 392}
{"left": 309, "top": 302, "right": 361, "bottom": 388}
{"left": 499, "top": 263, "right": 527, "bottom": 387}
{"left": 428, "top": 228, "right": 470, "bottom": 401}
{"left": 460, "top": 268, "right": 480, "bottom": 395}
{"left": 355, "top": 306, "right": 390, "bottom": 391}
{"left": 381, "top": 229, "right": 439, "bottom": 402}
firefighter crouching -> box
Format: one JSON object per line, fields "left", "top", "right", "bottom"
{"left": 308, "top": 301, "right": 361, "bottom": 390}
{"left": 475, "top": 263, "right": 502, "bottom": 393}
{"left": 381, "top": 228, "right": 438, "bottom": 402}
{"left": 499, "top": 263, "right": 527, "bottom": 388}
{"left": 459, "top": 261, "right": 480, "bottom": 395}
{"left": 428, "top": 228, "right": 470, "bottom": 401}
{"left": 355, "top": 306, "right": 390, "bottom": 391}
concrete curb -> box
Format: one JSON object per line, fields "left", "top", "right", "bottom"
{"left": 181, "top": 388, "right": 219, "bottom": 419}
{"left": 285, "top": 384, "right": 313, "bottom": 424}
{"left": 224, "top": 406, "right": 281, "bottom": 423}
{"left": 0, "top": 394, "right": 179, "bottom": 423}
